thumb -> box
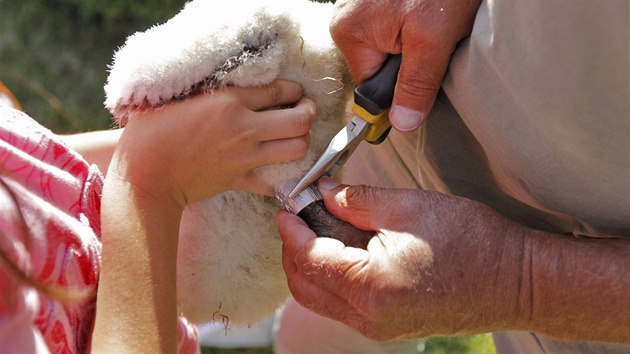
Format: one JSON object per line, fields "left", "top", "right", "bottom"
{"left": 317, "top": 177, "right": 386, "bottom": 231}
{"left": 389, "top": 44, "right": 451, "bottom": 132}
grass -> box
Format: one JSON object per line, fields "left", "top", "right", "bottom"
{"left": 424, "top": 334, "right": 496, "bottom": 354}
{"left": 202, "top": 347, "right": 273, "bottom": 354}
{"left": 201, "top": 333, "right": 496, "bottom": 354}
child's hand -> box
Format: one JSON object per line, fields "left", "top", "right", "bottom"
{"left": 109, "top": 80, "right": 315, "bottom": 207}
{"left": 97, "top": 81, "right": 314, "bottom": 353}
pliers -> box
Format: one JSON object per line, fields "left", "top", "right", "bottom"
{"left": 288, "top": 54, "right": 402, "bottom": 199}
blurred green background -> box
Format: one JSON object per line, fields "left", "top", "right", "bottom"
{"left": 0, "top": 0, "right": 496, "bottom": 352}
{"left": 0, "top": 0, "right": 185, "bottom": 133}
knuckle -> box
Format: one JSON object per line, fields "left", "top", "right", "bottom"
{"left": 214, "top": 90, "right": 242, "bottom": 111}
{"left": 305, "top": 99, "right": 317, "bottom": 120}
{"left": 294, "top": 135, "right": 310, "bottom": 156}
{"left": 287, "top": 80, "right": 303, "bottom": 98}
{"left": 292, "top": 116, "right": 310, "bottom": 136}
{"left": 265, "top": 81, "right": 282, "bottom": 106}
{"left": 294, "top": 103, "right": 316, "bottom": 133}
{"left": 286, "top": 136, "right": 310, "bottom": 161}
{"left": 328, "top": 10, "right": 346, "bottom": 40}
{"left": 342, "top": 185, "right": 378, "bottom": 212}
{"left": 396, "top": 75, "right": 441, "bottom": 102}
{"left": 330, "top": 13, "right": 365, "bottom": 49}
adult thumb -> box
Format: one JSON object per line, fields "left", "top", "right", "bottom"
{"left": 317, "top": 177, "right": 385, "bottom": 231}
{"left": 389, "top": 46, "right": 451, "bottom": 132}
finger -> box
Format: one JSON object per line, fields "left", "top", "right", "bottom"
{"left": 277, "top": 209, "right": 366, "bottom": 292}
{"left": 277, "top": 211, "right": 370, "bottom": 321}
{"left": 340, "top": 47, "right": 389, "bottom": 85}
{"left": 317, "top": 177, "right": 390, "bottom": 231}
{"left": 284, "top": 256, "right": 368, "bottom": 332}
{"left": 282, "top": 252, "right": 368, "bottom": 334}
{"left": 277, "top": 210, "right": 318, "bottom": 281}
{"left": 277, "top": 209, "right": 318, "bottom": 258}
{"left": 329, "top": 2, "right": 400, "bottom": 84}
{"left": 389, "top": 47, "right": 450, "bottom": 132}
{"left": 254, "top": 97, "right": 316, "bottom": 141}
{"left": 234, "top": 80, "right": 304, "bottom": 111}
{"left": 277, "top": 210, "right": 371, "bottom": 294}
{"left": 257, "top": 133, "right": 310, "bottom": 165}
{"left": 233, "top": 135, "right": 309, "bottom": 195}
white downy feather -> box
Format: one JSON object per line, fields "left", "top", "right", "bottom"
{"left": 105, "top": 0, "right": 351, "bottom": 326}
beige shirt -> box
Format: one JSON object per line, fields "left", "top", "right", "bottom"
{"left": 343, "top": 1, "right": 629, "bottom": 353}
{"left": 346, "top": 0, "right": 629, "bottom": 239}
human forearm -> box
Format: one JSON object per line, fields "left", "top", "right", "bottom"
{"left": 424, "top": 208, "right": 630, "bottom": 343}
{"left": 91, "top": 171, "right": 182, "bottom": 353}
{"left": 88, "top": 81, "right": 314, "bottom": 351}
{"left": 279, "top": 182, "right": 630, "bottom": 344}
{"left": 524, "top": 229, "right": 630, "bottom": 343}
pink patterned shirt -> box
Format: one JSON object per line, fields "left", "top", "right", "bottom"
{"left": 0, "top": 107, "right": 199, "bottom": 353}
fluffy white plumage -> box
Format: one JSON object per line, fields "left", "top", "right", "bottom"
{"left": 105, "top": 0, "right": 350, "bottom": 326}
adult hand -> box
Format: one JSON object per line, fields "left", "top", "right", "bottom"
{"left": 330, "top": 0, "right": 481, "bottom": 131}
{"left": 277, "top": 178, "right": 530, "bottom": 340}
{"left": 278, "top": 179, "right": 630, "bottom": 343}
{"left": 109, "top": 80, "right": 315, "bottom": 207}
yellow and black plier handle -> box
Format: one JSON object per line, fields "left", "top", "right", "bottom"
{"left": 287, "top": 54, "right": 401, "bottom": 199}
{"left": 353, "top": 54, "right": 401, "bottom": 144}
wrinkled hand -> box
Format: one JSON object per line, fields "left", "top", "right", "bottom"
{"left": 277, "top": 178, "right": 530, "bottom": 340}
{"left": 330, "top": 0, "right": 480, "bottom": 131}
{"left": 110, "top": 80, "right": 315, "bottom": 207}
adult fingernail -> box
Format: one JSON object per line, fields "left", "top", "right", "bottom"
{"left": 318, "top": 176, "right": 340, "bottom": 191}
{"left": 390, "top": 105, "right": 424, "bottom": 132}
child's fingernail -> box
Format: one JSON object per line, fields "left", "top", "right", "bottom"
{"left": 390, "top": 105, "right": 424, "bottom": 131}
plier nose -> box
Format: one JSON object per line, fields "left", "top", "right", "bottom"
{"left": 288, "top": 115, "right": 369, "bottom": 199}
{"left": 286, "top": 54, "right": 402, "bottom": 200}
